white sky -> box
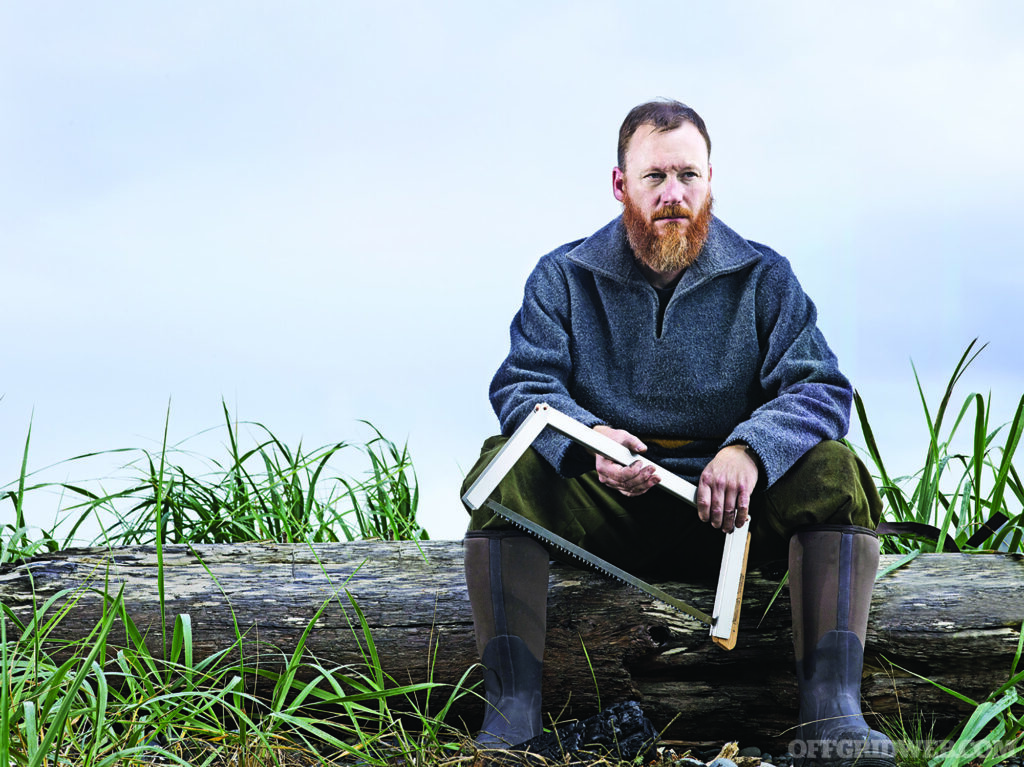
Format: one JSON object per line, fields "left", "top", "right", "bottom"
{"left": 2, "top": 1, "right": 1022, "bottom": 542}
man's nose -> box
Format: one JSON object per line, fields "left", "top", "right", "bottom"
{"left": 660, "top": 177, "right": 685, "bottom": 204}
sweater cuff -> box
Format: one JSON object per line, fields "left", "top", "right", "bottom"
{"left": 721, "top": 435, "right": 770, "bottom": 485}
{"left": 550, "top": 412, "right": 606, "bottom": 477}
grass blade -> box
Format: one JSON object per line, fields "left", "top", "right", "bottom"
{"left": 26, "top": 586, "right": 124, "bottom": 767}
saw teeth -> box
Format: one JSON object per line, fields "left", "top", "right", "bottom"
{"left": 487, "top": 500, "right": 712, "bottom": 626}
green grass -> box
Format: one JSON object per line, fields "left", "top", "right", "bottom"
{"left": 879, "top": 621, "right": 1024, "bottom": 767}
{"left": 1, "top": 401, "right": 427, "bottom": 562}
{"left": 851, "top": 340, "right": 1024, "bottom": 765}
{"left": 852, "top": 339, "right": 1024, "bottom": 555}
{"left": 1, "top": 403, "right": 449, "bottom": 765}
{"left": 0, "top": 582, "right": 469, "bottom": 766}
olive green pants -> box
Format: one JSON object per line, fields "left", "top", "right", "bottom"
{"left": 461, "top": 438, "right": 881, "bottom": 580}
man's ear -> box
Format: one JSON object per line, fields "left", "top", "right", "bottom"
{"left": 708, "top": 163, "right": 713, "bottom": 183}
{"left": 612, "top": 167, "right": 625, "bottom": 202}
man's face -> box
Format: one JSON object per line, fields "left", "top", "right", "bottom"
{"left": 613, "top": 122, "right": 713, "bottom": 275}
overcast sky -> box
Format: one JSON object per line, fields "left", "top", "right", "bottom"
{"left": 2, "top": 1, "right": 1022, "bottom": 541}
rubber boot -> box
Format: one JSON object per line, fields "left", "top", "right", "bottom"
{"left": 464, "top": 531, "right": 548, "bottom": 749}
{"left": 789, "top": 526, "right": 896, "bottom": 767}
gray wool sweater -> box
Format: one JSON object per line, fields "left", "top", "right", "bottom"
{"left": 489, "top": 214, "right": 853, "bottom": 488}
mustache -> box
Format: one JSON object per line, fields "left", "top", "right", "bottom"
{"left": 652, "top": 204, "right": 693, "bottom": 220}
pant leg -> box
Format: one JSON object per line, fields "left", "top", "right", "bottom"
{"left": 461, "top": 435, "right": 725, "bottom": 579}
{"left": 747, "top": 440, "right": 882, "bottom": 565}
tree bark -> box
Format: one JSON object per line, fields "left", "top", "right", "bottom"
{"left": 1, "top": 543, "right": 1021, "bottom": 748}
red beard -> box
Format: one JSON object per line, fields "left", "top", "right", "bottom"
{"left": 622, "top": 191, "right": 714, "bottom": 274}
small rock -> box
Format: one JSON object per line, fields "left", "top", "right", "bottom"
{"left": 713, "top": 742, "right": 740, "bottom": 762}
{"left": 708, "top": 760, "right": 738, "bottom": 767}
{"left": 739, "top": 747, "right": 762, "bottom": 759}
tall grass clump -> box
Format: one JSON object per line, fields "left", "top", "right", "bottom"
{"left": 1, "top": 415, "right": 64, "bottom": 564}
{"left": 852, "top": 341, "right": 1024, "bottom": 765}
{"left": 0, "top": 403, "right": 469, "bottom": 765}
{"left": 2, "top": 401, "right": 427, "bottom": 554}
{"left": 881, "top": 620, "right": 1024, "bottom": 767}
{"left": 1, "top": 585, "right": 468, "bottom": 766}
{"left": 339, "top": 421, "right": 425, "bottom": 542}
{"left": 853, "top": 339, "right": 1024, "bottom": 554}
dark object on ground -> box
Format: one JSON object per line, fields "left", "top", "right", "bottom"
{"left": 513, "top": 700, "right": 658, "bottom": 763}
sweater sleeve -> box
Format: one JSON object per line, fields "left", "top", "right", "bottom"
{"left": 489, "top": 253, "right": 603, "bottom": 476}
{"left": 721, "top": 257, "right": 853, "bottom": 486}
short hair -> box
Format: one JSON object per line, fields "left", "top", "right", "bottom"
{"left": 617, "top": 99, "right": 712, "bottom": 170}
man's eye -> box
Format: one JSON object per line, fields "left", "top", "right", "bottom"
{"left": 645, "top": 173, "right": 665, "bottom": 181}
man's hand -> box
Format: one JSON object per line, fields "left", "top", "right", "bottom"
{"left": 696, "top": 445, "right": 758, "bottom": 533}
{"left": 592, "top": 425, "right": 659, "bottom": 497}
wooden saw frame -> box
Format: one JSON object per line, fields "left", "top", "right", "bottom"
{"left": 462, "top": 403, "right": 750, "bottom": 650}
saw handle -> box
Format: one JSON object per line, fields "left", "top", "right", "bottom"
{"left": 710, "top": 528, "right": 750, "bottom": 650}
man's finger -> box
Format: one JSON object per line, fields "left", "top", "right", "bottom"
{"left": 710, "top": 473, "right": 731, "bottom": 528}
{"left": 599, "top": 457, "right": 643, "bottom": 481}
{"left": 720, "top": 487, "right": 739, "bottom": 532}
{"left": 734, "top": 486, "right": 752, "bottom": 529}
{"left": 619, "top": 465, "right": 658, "bottom": 495}
{"left": 696, "top": 485, "right": 711, "bottom": 523}
{"left": 708, "top": 496, "right": 725, "bottom": 529}
{"left": 722, "top": 507, "right": 739, "bottom": 533}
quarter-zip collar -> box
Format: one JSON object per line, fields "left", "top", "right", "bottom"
{"left": 566, "top": 215, "right": 763, "bottom": 296}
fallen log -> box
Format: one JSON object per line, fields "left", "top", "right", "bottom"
{"left": 1, "top": 543, "right": 1021, "bottom": 749}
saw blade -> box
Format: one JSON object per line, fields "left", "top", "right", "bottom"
{"left": 486, "top": 500, "right": 713, "bottom": 626}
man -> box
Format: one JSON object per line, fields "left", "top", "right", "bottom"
{"left": 461, "top": 99, "right": 895, "bottom": 767}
